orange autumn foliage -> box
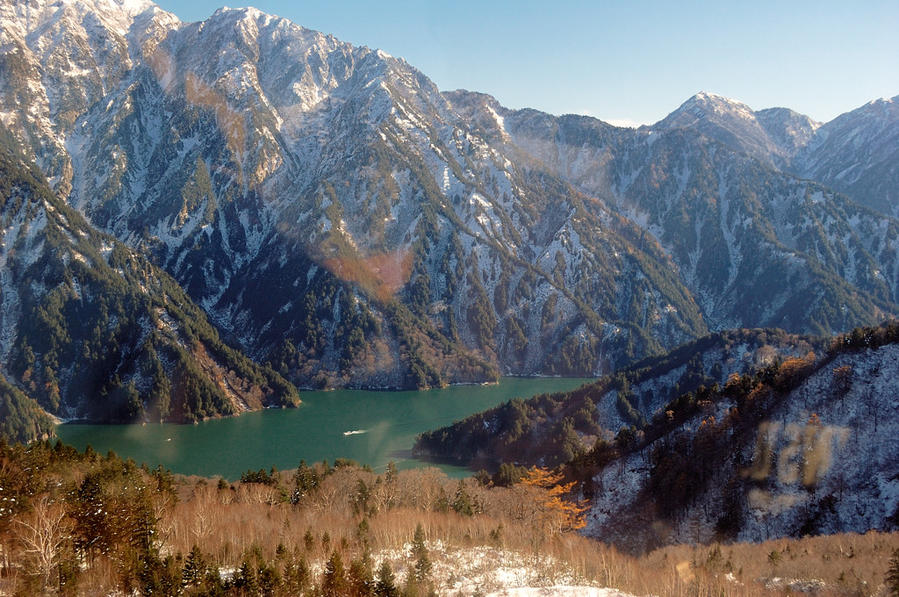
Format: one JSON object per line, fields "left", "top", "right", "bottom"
{"left": 520, "top": 467, "right": 589, "bottom": 534}
{"left": 322, "top": 249, "right": 413, "bottom": 302}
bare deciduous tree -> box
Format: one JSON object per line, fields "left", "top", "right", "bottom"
{"left": 13, "top": 496, "right": 71, "bottom": 590}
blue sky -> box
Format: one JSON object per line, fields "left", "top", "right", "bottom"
{"left": 152, "top": 0, "right": 898, "bottom": 126}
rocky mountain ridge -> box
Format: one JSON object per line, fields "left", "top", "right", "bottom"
{"left": 450, "top": 91, "right": 899, "bottom": 334}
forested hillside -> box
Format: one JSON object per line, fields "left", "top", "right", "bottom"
{"left": 417, "top": 322, "right": 899, "bottom": 549}
{"left": 0, "top": 133, "right": 298, "bottom": 439}
{"left": 416, "top": 328, "right": 819, "bottom": 468}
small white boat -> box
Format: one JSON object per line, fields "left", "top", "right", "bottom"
{"left": 342, "top": 429, "right": 367, "bottom": 436}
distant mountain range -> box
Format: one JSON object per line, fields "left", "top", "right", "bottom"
{"left": 0, "top": 0, "right": 897, "bottom": 433}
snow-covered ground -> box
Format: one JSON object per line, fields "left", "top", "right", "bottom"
{"left": 486, "top": 588, "right": 636, "bottom": 597}
{"left": 374, "top": 542, "right": 630, "bottom": 596}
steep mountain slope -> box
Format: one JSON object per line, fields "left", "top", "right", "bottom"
{"left": 0, "top": 0, "right": 707, "bottom": 387}
{"left": 794, "top": 95, "right": 899, "bottom": 217}
{"left": 417, "top": 322, "right": 899, "bottom": 549}
{"left": 591, "top": 91, "right": 899, "bottom": 222}
{"left": 583, "top": 324, "right": 899, "bottom": 550}
{"left": 608, "top": 131, "right": 899, "bottom": 332}
{"left": 0, "top": 0, "right": 160, "bottom": 194}
{"left": 0, "top": 131, "right": 298, "bottom": 432}
{"left": 639, "top": 92, "right": 899, "bottom": 220}
{"left": 0, "top": 371, "right": 53, "bottom": 443}
{"left": 754, "top": 106, "right": 820, "bottom": 157}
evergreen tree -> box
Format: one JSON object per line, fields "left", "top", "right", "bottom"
{"left": 321, "top": 550, "right": 347, "bottom": 596}
{"left": 411, "top": 524, "right": 431, "bottom": 583}
{"left": 138, "top": 552, "right": 182, "bottom": 596}
{"left": 283, "top": 554, "right": 310, "bottom": 594}
{"left": 292, "top": 460, "right": 320, "bottom": 504}
{"left": 181, "top": 545, "right": 206, "bottom": 588}
{"left": 258, "top": 562, "right": 281, "bottom": 595}
{"left": 374, "top": 561, "right": 399, "bottom": 597}
{"left": 348, "top": 552, "right": 374, "bottom": 596}
{"left": 234, "top": 560, "right": 258, "bottom": 594}
{"left": 451, "top": 480, "right": 475, "bottom": 516}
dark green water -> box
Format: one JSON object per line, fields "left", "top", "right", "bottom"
{"left": 57, "top": 377, "right": 589, "bottom": 480}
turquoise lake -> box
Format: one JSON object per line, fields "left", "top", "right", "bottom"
{"left": 57, "top": 377, "right": 590, "bottom": 479}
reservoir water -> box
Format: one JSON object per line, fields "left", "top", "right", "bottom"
{"left": 57, "top": 377, "right": 589, "bottom": 479}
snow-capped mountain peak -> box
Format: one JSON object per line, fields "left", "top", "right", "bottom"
{"left": 651, "top": 91, "right": 823, "bottom": 165}
{"left": 867, "top": 94, "right": 896, "bottom": 107}
{"left": 662, "top": 91, "right": 755, "bottom": 124}
{"left": 0, "top": 0, "right": 162, "bottom": 37}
